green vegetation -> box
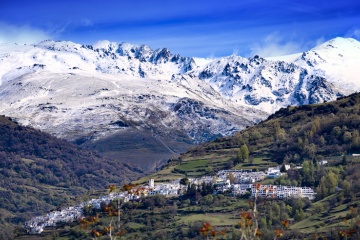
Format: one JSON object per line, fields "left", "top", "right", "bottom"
{"left": 0, "top": 115, "right": 143, "bottom": 240}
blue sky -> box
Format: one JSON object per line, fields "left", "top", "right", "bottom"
{"left": 0, "top": 0, "right": 359, "bottom": 57}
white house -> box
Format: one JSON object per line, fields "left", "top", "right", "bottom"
{"left": 267, "top": 167, "right": 281, "bottom": 178}
{"left": 319, "top": 160, "right": 328, "bottom": 165}
{"left": 225, "top": 184, "right": 316, "bottom": 200}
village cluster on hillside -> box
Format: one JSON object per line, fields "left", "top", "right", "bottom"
{"left": 25, "top": 166, "right": 316, "bottom": 234}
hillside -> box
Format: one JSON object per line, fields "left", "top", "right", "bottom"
{"left": 0, "top": 115, "right": 143, "bottom": 240}
{"left": 138, "top": 92, "right": 360, "bottom": 183}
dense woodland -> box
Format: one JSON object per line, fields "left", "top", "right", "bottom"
{"left": 0, "top": 116, "right": 143, "bottom": 240}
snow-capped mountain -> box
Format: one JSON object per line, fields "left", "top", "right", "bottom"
{"left": 0, "top": 40, "right": 262, "bottom": 148}
{"left": 180, "top": 37, "right": 360, "bottom": 113}
{"left": 0, "top": 37, "right": 359, "bottom": 150}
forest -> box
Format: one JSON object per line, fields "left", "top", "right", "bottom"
{"left": 0, "top": 115, "right": 142, "bottom": 240}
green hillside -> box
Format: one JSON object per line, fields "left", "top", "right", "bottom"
{"left": 137, "top": 92, "right": 360, "bottom": 183}
{"left": 0, "top": 115, "right": 143, "bottom": 240}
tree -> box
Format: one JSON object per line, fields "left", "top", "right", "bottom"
{"left": 206, "top": 166, "right": 214, "bottom": 175}
{"left": 227, "top": 173, "right": 236, "bottom": 184}
{"left": 235, "top": 148, "right": 243, "bottom": 164}
{"left": 180, "top": 177, "right": 189, "bottom": 186}
{"left": 203, "top": 194, "right": 214, "bottom": 206}
{"left": 312, "top": 117, "right": 321, "bottom": 133}
{"left": 301, "top": 161, "right": 315, "bottom": 186}
{"left": 259, "top": 217, "right": 267, "bottom": 229}
{"left": 188, "top": 183, "right": 197, "bottom": 197}
{"left": 326, "top": 171, "right": 338, "bottom": 194}
{"left": 82, "top": 204, "right": 96, "bottom": 217}
{"left": 316, "top": 171, "right": 338, "bottom": 199}
{"left": 272, "top": 202, "right": 281, "bottom": 221}
{"left": 283, "top": 155, "right": 290, "bottom": 164}
{"left": 274, "top": 121, "right": 286, "bottom": 143}
{"left": 226, "top": 160, "right": 234, "bottom": 169}
{"left": 343, "top": 131, "right": 352, "bottom": 143}
{"left": 303, "top": 143, "right": 316, "bottom": 160}
{"left": 297, "top": 137, "right": 304, "bottom": 150}
{"left": 318, "top": 135, "right": 326, "bottom": 146}
{"left": 331, "top": 126, "right": 341, "bottom": 138}
{"left": 293, "top": 153, "right": 301, "bottom": 163}
{"left": 294, "top": 209, "right": 305, "bottom": 222}
{"left": 249, "top": 155, "right": 255, "bottom": 165}
{"left": 240, "top": 144, "right": 250, "bottom": 162}
{"left": 280, "top": 164, "right": 286, "bottom": 173}
{"left": 341, "top": 155, "right": 348, "bottom": 165}
{"left": 153, "top": 195, "right": 166, "bottom": 207}
{"left": 341, "top": 179, "right": 351, "bottom": 197}
{"left": 250, "top": 129, "right": 262, "bottom": 142}
{"left": 288, "top": 198, "right": 305, "bottom": 217}
{"left": 351, "top": 130, "right": 359, "bottom": 148}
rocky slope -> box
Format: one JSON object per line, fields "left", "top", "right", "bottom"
{"left": 0, "top": 37, "right": 359, "bottom": 169}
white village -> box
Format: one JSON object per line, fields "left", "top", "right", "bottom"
{"left": 25, "top": 165, "right": 316, "bottom": 234}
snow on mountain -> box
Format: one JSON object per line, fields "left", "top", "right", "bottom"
{"left": 185, "top": 37, "right": 360, "bottom": 114}
{"left": 294, "top": 37, "right": 360, "bottom": 90}
{"left": 265, "top": 53, "right": 302, "bottom": 63}
{"left": 0, "top": 40, "right": 263, "bottom": 146}
{"left": 0, "top": 37, "right": 359, "bottom": 147}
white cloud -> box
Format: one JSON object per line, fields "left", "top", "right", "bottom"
{"left": 79, "top": 18, "right": 93, "bottom": 27}
{"left": 249, "top": 33, "right": 303, "bottom": 58}
{"left": 232, "top": 48, "right": 239, "bottom": 56}
{"left": 315, "top": 37, "right": 325, "bottom": 46}
{"left": 346, "top": 28, "right": 360, "bottom": 40}
{"left": 0, "top": 22, "right": 51, "bottom": 44}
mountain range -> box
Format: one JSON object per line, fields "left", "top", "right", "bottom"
{"left": 0, "top": 37, "right": 359, "bottom": 170}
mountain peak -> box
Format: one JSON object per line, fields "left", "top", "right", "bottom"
{"left": 34, "top": 40, "right": 81, "bottom": 50}
{"left": 312, "top": 37, "right": 360, "bottom": 51}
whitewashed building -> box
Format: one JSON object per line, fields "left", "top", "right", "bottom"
{"left": 232, "top": 184, "right": 316, "bottom": 200}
